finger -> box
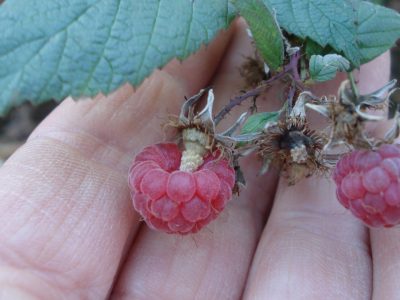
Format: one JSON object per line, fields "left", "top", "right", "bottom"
{"left": 370, "top": 227, "right": 400, "bottom": 299}
{"left": 367, "top": 55, "right": 400, "bottom": 299}
{"left": 244, "top": 178, "right": 371, "bottom": 299}
{"left": 0, "top": 28, "right": 233, "bottom": 298}
{"left": 243, "top": 54, "right": 391, "bottom": 299}
{"left": 111, "top": 19, "right": 280, "bottom": 299}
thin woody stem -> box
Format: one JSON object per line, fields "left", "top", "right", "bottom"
{"left": 214, "top": 51, "right": 302, "bottom": 125}
{"left": 214, "top": 71, "right": 288, "bottom": 124}
{"left": 286, "top": 81, "right": 297, "bottom": 117}
{"left": 348, "top": 71, "right": 360, "bottom": 99}
{"left": 288, "top": 51, "right": 301, "bottom": 81}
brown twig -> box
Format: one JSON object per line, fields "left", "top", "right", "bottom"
{"left": 214, "top": 51, "right": 302, "bottom": 125}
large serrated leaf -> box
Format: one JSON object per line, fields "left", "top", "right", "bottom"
{"left": 309, "top": 54, "right": 350, "bottom": 82}
{"left": 0, "top": 0, "right": 235, "bottom": 115}
{"left": 357, "top": 1, "right": 400, "bottom": 64}
{"left": 263, "top": 0, "right": 360, "bottom": 66}
{"left": 232, "top": 0, "right": 284, "bottom": 70}
{"left": 263, "top": 0, "right": 400, "bottom": 68}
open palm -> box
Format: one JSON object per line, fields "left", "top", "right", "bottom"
{"left": 0, "top": 20, "right": 396, "bottom": 299}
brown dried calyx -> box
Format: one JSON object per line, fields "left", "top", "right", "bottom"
{"left": 168, "top": 88, "right": 262, "bottom": 173}
{"left": 239, "top": 54, "right": 268, "bottom": 88}
{"left": 306, "top": 79, "right": 400, "bottom": 157}
{"left": 258, "top": 92, "right": 327, "bottom": 185}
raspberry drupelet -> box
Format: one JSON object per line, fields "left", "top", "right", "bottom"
{"left": 128, "top": 89, "right": 256, "bottom": 234}
{"left": 129, "top": 143, "right": 235, "bottom": 234}
{"left": 333, "top": 144, "right": 400, "bottom": 227}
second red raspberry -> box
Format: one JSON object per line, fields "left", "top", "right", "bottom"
{"left": 333, "top": 144, "right": 400, "bottom": 227}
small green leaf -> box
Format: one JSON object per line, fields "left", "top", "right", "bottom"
{"left": 357, "top": 1, "right": 400, "bottom": 64}
{"left": 232, "top": 0, "right": 284, "bottom": 70}
{"left": 309, "top": 54, "right": 350, "bottom": 82}
{"left": 241, "top": 111, "right": 280, "bottom": 135}
{"left": 305, "top": 39, "right": 335, "bottom": 58}
{"left": 0, "top": 0, "right": 235, "bottom": 115}
{"left": 305, "top": 39, "right": 325, "bottom": 58}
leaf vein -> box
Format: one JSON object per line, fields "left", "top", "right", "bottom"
{"left": 37, "top": 31, "right": 68, "bottom": 100}
{"left": 182, "top": 1, "right": 194, "bottom": 58}
{"left": 0, "top": 2, "right": 97, "bottom": 81}
{"left": 135, "top": 0, "right": 162, "bottom": 83}
{"left": 307, "top": 1, "right": 322, "bottom": 43}
{"left": 81, "top": 0, "right": 122, "bottom": 94}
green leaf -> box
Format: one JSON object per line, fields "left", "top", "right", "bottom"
{"left": 357, "top": 1, "right": 400, "bottom": 64}
{"left": 305, "top": 39, "right": 335, "bottom": 58}
{"left": 232, "top": 0, "right": 284, "bottom": 70}
{"left": 0, "top": 0, "right": 235, "bottom": 115}
{"left": 309, "top": 54, "right": 350, "bottom": 82}
{"left": 366, "top": 0, "right": 386, "bottom": 4}
{"left": 263, "top": 0, "right": 361, "bottom": 66}
{"left": 241, "top": 111, "right": 280, "bottom": 135}
{"left": 305, "top": 39, "right": 325, "bottom": 58}
{"left": 263, "top": 0, "right": 400, "bottom": 67}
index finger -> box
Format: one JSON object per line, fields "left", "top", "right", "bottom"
{"left": 243, "top": 53, "right": 391, "bottom": 299}
{"left": 0, "top": 28, "right": 233, "bottom": 298}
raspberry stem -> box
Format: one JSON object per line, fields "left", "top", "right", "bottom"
{"left": 347, "top": 71, "right": 360, "bottom": 99}
{"left": 214, "top": 51, "right": 303, "bottom": 125}
{"left": 179, "top": 128, "right": 209, "bottom": 172}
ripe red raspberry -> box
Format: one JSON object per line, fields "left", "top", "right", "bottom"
{"left": 128, "top": 143, "right": 235, "bottom": 234}
{"left": 333, "top": 144, "right": 400, "bottom": 227}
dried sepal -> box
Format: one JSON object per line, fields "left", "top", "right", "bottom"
{"left": 218, "top": 112, "right": 248, "bottom": 137}
{"left": 168, "top": 88, "right": 264, "bottom": 190}
{"left": 259, "top": 120, "right": 327, "bottom": 185}
{"left": 289, "top": 91, "right": 315, "bottom": 121}
{"left": 178, "top": 88, "right": 216, "bottom": 132}
{"left": 179, "top": 88, "right": 210, "bottom": 125}
{"left": 356, "top": 79, "right": 397, "bottom": 107}
{"left": 257, "top": 94, "right": 327, "bottom": 184}
{"left": 197, "top": 89, "right": 215, "bottom": 129}
{"left": 338, "top": 80, "right": 356, "bottom": 106}
{"left": 310, "top": 79, "right": 399, "bottom": 154}
{"left": 384, "top": 113, "right": 400, "bottom": 144}
{"left": 354, "top": 106, "right": 385, "bottom": 121}
{"left": 306, "top": 102, "right": 330, "bottom": 118}
{"left": 388, "top": 87, "right": 400, "bottom": 119}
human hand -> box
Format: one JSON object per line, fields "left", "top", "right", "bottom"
{"left": 0, "top": 20, "right": 394, "bottom": 299}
